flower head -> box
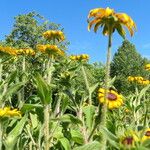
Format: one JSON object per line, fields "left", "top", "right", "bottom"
{"left": 120, "top": 131, "right": 139, "bottom": 148}
{"left": 128, "top": 76, "right": 150, "bottom": 85}
{"left": 88, "top": 7, "right": 136, "bottom": 38}
{"left": 0, "top": 107, "right": 21, "bottom": 118}
{"left": 145, "top": 64, "right": 150, "bottom": 71}
{"left": 142, "top": 128, "right": 150, "bottom": 142}
{"left": 43, "top": 30, "right": 65, "bottom": 41}
{"left": 97, "top": 88, "right": 123, "bottom": 109}
{"left": 36, "top": 44, "right": 64, "bottom": 56}
{"left": 70, "top": 54, "right": 89, "bottom": 61}
{"left": 16, "top": 48, "right": 35, "bottom": 56}
{"left": 0, "top": 46, "right": 18, "bottom": 56}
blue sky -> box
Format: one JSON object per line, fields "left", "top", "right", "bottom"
{"left": 0, "top": 0, "right": 150, "bottom": 63}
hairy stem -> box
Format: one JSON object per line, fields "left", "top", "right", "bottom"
{"left": 81, "top": 65, "right": 91, "bottom": 105}
{"left": 0, "top": 120, "right": 3, "bottom": 150}
{"left": 44, "top": 104, "right": 50, "bottom": 150}
{"left": 78, "top": 108, "right": 88, "bottom": 144}
{"left": 0, "top": 58, "right": 2, "bottom": 82}
{"left": 44, "top": 56, "right": 53, "bottom": 149}
{"left": 100, "top": 32, "right": 112, "bottom": 150}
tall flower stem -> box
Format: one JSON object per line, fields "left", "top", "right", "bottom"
{"left": 0, "top": 59, "right": 3, "bottom": 150}
{"left": 22, "top": 56, "right": 26, "bottom": 101}
{"left": 44, "top": 56, "right": 53, "bottom": 150}
{"left": 0, "top": 58, "right": 2, "bottom": 82}
{"left": 0, "top": 120, "right": 3, "bottom": 150}
{"left": 100, "top": 30, "right": 112, "bottom": 150}
{"left": 44, "top": 104, "right": 50, "bottom": 150}
{"left": 18, "top": 56, "right": 26, "bottom": 107}
{"left": 81, "top": 65, "right": 92, "bottom": 105}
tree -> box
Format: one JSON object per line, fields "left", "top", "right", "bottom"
{"left": 4, "top": 12, "right": 68, "bottom": 49}
{"left": 110, "top": 40, "right": 149, "bottom": 94}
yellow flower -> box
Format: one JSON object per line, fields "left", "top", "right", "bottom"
{"left": 70, "top": 54, "right": 89, "bottom": 61}
{"left": 43, "top": 30, "right": 65, "bottom": 41}
{"left": 145, "top": 64, "right": 150, "bottom": 71}
{"left": 16, "top": 48, "right": 35, "bottom": 56}
{"left": 36, "top": 44, "right": 64, "bottom": 56}
{"left": 70, "top": 55, "right": 76, "bottom": 60}
{"left": 0, "top": 46, "right": 17, "bottom": 56}
{"left": 97, "top": 88, "right": 123, "bottom": 109}
{"left": 141, "top": 79, "right": 150, "bottom": 85}
{"left": 88, "top": 7, "right": 136, "bottom": 38}
{"left": 127, "top": 76, "right": 135, "bottom": 82}
{"left": 0, "top": 107, "right": 21, "bottom": 118}
{"left": 142, "top": 128, "right": 150, "bottom": 142}
{"left": 128, "top": 76, "right": 150, "bottom": 85}
{"left": 120, "top": 131, "right": 139, "bottom": 147}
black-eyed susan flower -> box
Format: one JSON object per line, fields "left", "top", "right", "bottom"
{"left": 36, "top": 44, "right": 64, "bottom": 56}
{"left": 120, "top": 131, "right": 139, "bottom": 148}
{"left": 145, "top": 64, "right": 150, "bottom": 71}
{"left": 70, "top": 54, "right": 89, "bottom": 61}
{"left": 142, "top": 128, "right": 150, "bottom": 142}
{"left": 128, "top": 76, "right": 150, "bottom": 85}
{"left": 127, "top": 76, "right": 135, "bottom": 82}
{"left": 16, "top": 48, "right": 35, "bottom": 56}
{"left": 97, "top": 88, "right": 123, "bottom": 109}
{"left": 88, "top": 7, "right": 136, "bottom": 38}
{"left": 43, "top": 30, "right": 65, "bottom": 42}
{"left": 0, "top": 46, "right": 17, "bottom": 56}
{"left": 0, "top": 107, "right": 21, "bottom": 118}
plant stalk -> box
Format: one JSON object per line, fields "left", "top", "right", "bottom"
{"left": 81, "top": 65, "right": 92, "bottom": 105}
{"left": 0, "top": 120, "right": 3, "bottom": 150}
{"left": 44, "top": 104, "right": 50, "bottom": 150}
{"left": 44, "top": 56, "right": 53, "bottom": 149}
{"left": 0, "top": 58, "right": 2, "bottom": 82}
{"left": 100, "top": 31, "right": 112, "bottom": 150}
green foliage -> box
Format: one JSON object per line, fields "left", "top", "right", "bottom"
{"left": 5, "top": 12, "right": 58, "bottom": 48}
{"left": 0, "top": 12, "right": 149, "bottom": 150}
{"left": 4, "top": 115, "right": 27, "bottom": 150}
{"left": 110, "top": 40, "right": 149, "bottom": 94}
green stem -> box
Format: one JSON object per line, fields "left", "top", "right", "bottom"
{"left": 100, "top": 32, "right": 112, "bottom": 150}
{"left": 0, "top": 120, "right": 3, "bottom": 150}
{"left": 22, "top": 56, "right": 26, "bottom": 72}
{"left": 78, "top": 108, "right": 88, "bottom": 144}
{"left": 44, "top": 104, "right": 50, "bottom": 150}
{"left": 22, "top": 57, "right": 26, "bottom": 100}
{"left": 47, "top": 58, "right": 53, "bottom": 85}
{"left": 44, "top": 56, "right": 54, "bottom": 149}
{"left": 81, "top": 65, "right": 91, "bottom": 105}
{"left": 0, "top": 58, "right": 2, "bottom": 82}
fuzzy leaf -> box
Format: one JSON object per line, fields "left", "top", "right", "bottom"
{"left": 74, "top": 141, "right": 101, "bottom": 150}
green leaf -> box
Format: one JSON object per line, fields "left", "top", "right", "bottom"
{"left": 2, "top": 82, "right": 24, "bottom": 101}
{"left": 4, "top": 114, "right": 27, "bottom": 150}
{"left": 142, "top": 139, "right": 150, "bottom": 147}
{"left": 58, "top": 114, "right": 82, "bottom": 125}
{"left": 21, "top": 103, "right": 43, "bottom": 113}
{"left": 116, "top": 24, "right": 126, "bottom": 39}
{"left": 73, "top": 141, "right": 101, "bottom": 150}
{"left": 59, "top": 137, "right": 71, "bottom": 150}
{"left": 34, "top": 73, "right": 52, "bottom": 104}
{"left": 101, "top": 127, "right": 119, "bottom": 149}
{"left": 30, "top": 113, "right": 38, "bottom": 129}
{"left": 138, "top": 85, "right": 150, "bottom": 100}
{"left": 83, "top": 105, "right": 95, "bottom": 130}
{"left": 6, "top": 70, "right": 18, "bottom": 85}
{"left": 89, "top": 83, "right": 99, "bottom": 94}
{"left": 71, "top": 130, "right": 84, "bottom": 145}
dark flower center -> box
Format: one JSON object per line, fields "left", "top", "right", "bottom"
{"left": 145, "top": 131, "right": 150, "bottom": 136}
{"left": 122, "top": 137, "right": 133, "bottom": 145}
{"left": 107, "top": 93, "right": 117, "bottom": 101}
